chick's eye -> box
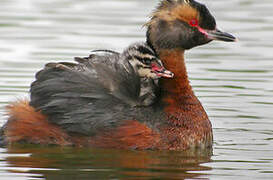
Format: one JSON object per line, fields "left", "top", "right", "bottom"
{"left": 145, "top": 60, "right": 151, "bottom": 64}
{"left": 189, "top": 19, "right": 199, "bottom": 27}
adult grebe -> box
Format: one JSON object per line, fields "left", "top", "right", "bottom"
{"left": 1, "top": 0, "right": 236, "bottom": 150}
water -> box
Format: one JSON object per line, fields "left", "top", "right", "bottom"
{"left": 0, "top": 0, "right": 272, "bottom": 179}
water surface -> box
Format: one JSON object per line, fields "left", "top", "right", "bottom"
{"left": 0, "top": 0, "right": 273, "bottom": 179}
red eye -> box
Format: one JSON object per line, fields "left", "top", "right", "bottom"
{"left": 189, "top": 19, "right": 198, "bottom": 27}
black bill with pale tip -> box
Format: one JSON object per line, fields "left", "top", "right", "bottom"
{"left": 206, "top": 29, "right": 237, "bottom": 42}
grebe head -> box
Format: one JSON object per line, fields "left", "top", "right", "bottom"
{"left": 146, "top": 0, "right": 237, "bottom": 51}
{"left": 125, "top": 42, "right": 174, "bottom": 79}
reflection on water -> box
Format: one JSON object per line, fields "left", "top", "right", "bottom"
{"left": 0, "top": 0, "right": 273, "bottom": 179}
{"left": 2, "top": 145, "right": 212, "bottom": 180}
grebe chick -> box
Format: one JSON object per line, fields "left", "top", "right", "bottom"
{"left": 78, "top": 42, "right": 174, "bottom": 106}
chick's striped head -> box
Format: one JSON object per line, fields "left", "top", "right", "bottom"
{"left": 126, "top": 42, "right": 174, "bottom": 79}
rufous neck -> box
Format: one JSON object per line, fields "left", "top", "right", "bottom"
{"left": 158, "top": 49, "right": 193, "bottom": 95}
